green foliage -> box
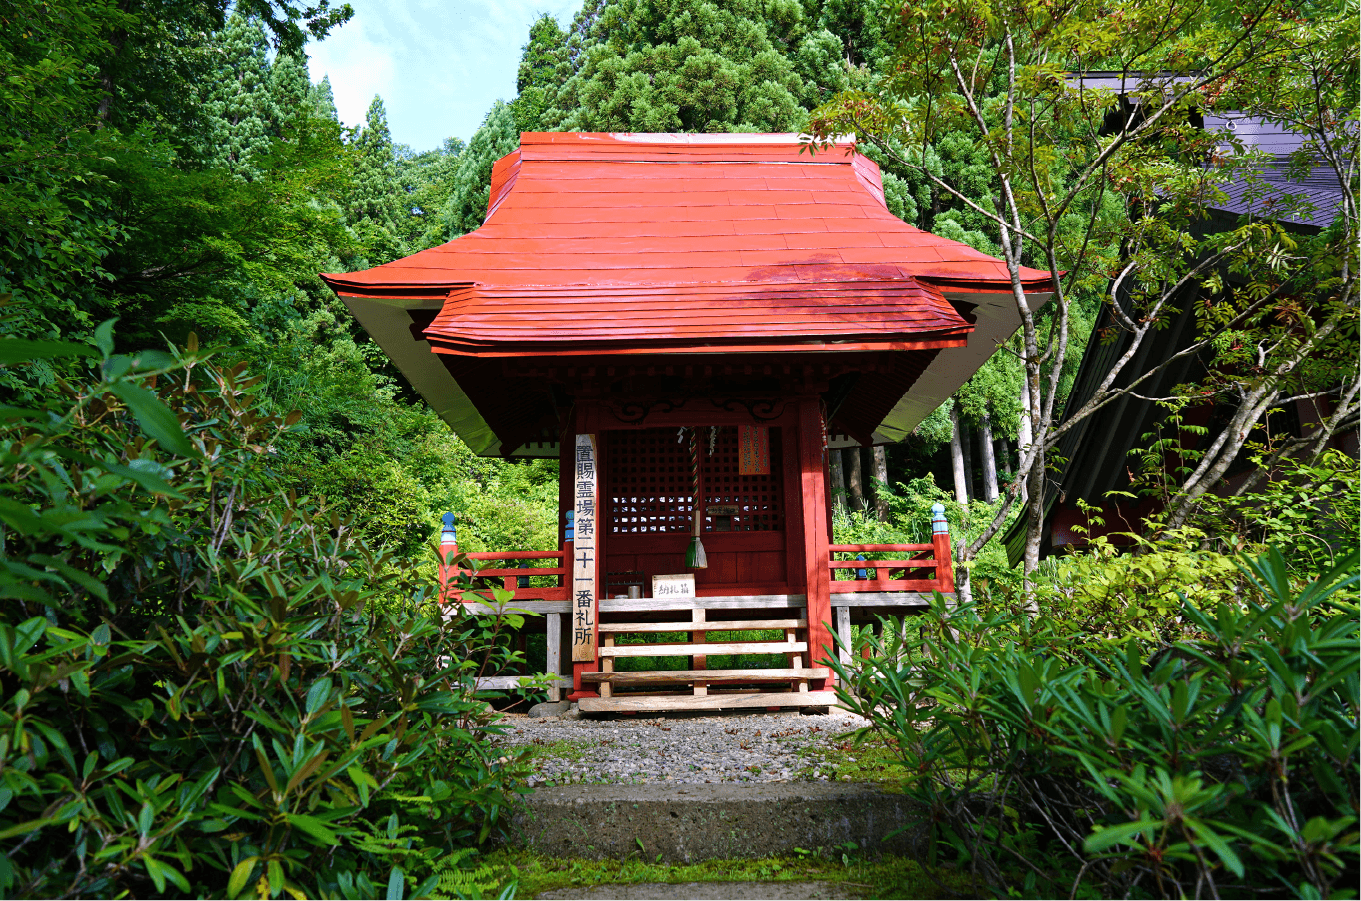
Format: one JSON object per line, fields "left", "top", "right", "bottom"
{"left": 198, "top": 15, "right": 279, "bottom": 179}
{"left": 1192, "top": 449, "right": 1361, "bottom": 577}
{"left": 345, "top": 96, "right": 409, "bottom": 264}
{"left": 1026, "top": 529, "right": 1244, "bottom": 647}
{"left": 443, "top": 101, "right": 522, "bottom": 239}
{"left": 536, "top": 0, "right": 822, "bottom": 133}
{"left": 0, "top": 0, "right": 130, "bottom": 339}
{"left": 833, "top": 548, "right": 1360, "bottom": 898}
{"left": 0, "top": 330, "right": 528, "bottom": 898}
{"left": 808, "top": 0, "right": 1359, "bottom": 556}
{"left": 395, "top": 137, "right": 465, "bottom": 251}
{"left": 0, "top": 0, "right": 553, "bottom": 570}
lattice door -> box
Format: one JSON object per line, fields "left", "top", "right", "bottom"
{"left": 606, "top": 428, "right": 694, "bottom": 534}
{"left": 605, "top": 427, "right": 783, "bottom": 535}
{"left": 700, "top": 426, "right": 783, "bottom": 532}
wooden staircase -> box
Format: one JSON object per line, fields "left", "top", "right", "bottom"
{"left": 576, "top": 595, "right": 837, "bottom": 714}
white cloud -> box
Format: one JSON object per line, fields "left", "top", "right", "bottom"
{"left": 305, "top": 0, "right": 584, "bottom": 150}
{"left": 306, "top": 10, "right": 399, "bottom": 130}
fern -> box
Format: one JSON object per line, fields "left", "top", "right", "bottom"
{"left": 434, "top": 848, "right": 518, "bottom": 900}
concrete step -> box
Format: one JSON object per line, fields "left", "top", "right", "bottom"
{"left": 507, "top": 782, "right": 924, "bottom": 864}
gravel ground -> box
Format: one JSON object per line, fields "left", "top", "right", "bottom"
{"left": 494, "top": 709, "right": 871, "bottom": 787}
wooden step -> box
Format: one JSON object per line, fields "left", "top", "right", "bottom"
{"left": 582, "top": 667, "right": 829, "bottom": 684}
{"left": 599, "top": 594, "right": 806, "bottom": 613}
{"left": 599, "top": 640, "right": 804, "bottom": 658}
{"left": 578, "top": 689, "right": 838, "bottom": 713}
{"left": 598, "top": 618, "right": 806, "bottom": 634}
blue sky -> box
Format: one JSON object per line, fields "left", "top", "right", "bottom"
{"left": 306, "top": 0, "right": 584, "bottom": 152}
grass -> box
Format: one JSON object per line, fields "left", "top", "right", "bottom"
{"left": 512, "top": 738, "right": 594, "bottom": 768}
{"left": 784, "top": 731, "right": 917, "bottom": 791}
{"left": 440, "top": 848, "right": 975, "bottom": 899}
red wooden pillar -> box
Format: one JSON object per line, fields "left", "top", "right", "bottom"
{"left": 437, "top": 512, "right": 458, "bottom": 605}
{"left": 931, "top": 502, "right": 954, "bottom": 592}
{"left": 796, "top": 396, "right": 834, "bottom": 687}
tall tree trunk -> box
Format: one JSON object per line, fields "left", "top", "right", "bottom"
{"left": 960, "top": 416, "right": 975, "bottom": 501}
{"left": 950, "top": 406, "right": 968, "bottom": 506}
{"left": 1022, "top": 453, "right": 1045, "bottom": 588}
{"left": 997, "top": 434, "right": 1013, "bottom": 480}
{"left": 979, "top": 412, "right": 999, "bottom": 502}
{"left": 955, "top": 538, "right": 973, "bottom": 605}
{"left": 829, "top": 445, "right": 847, "bottom": 515}
{"left": 845, "top": 447, "right": 864, "bottom": 513}
{"left": 871, "top": 446, "right": 890, "bottom": 520}
{"left": 1018, "top": 383, "right": 1033, "bottom": 502}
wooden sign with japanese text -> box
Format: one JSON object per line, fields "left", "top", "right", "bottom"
{"left": 571, "top": 434, "right": 598, "bottom": 662}
{"left": 651, "top": 574, "right": 696, "bottom": 600}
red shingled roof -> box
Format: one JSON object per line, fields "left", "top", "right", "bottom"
{"left": 321, "top": 133, "right": 1052, "bottom": 356}
{"left": 425, "top": 280, "right": 972, "bottom": 356}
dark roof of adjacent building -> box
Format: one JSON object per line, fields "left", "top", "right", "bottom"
{"left": 1003, "top": 80, "right": 1350, "bottom": 565}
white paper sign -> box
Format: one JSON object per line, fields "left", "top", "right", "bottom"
{"left": 571, "top": 434, "right": 597, "bottom": 662}
{"left": 651, "top": 574, "right": 696, "bottom": 599}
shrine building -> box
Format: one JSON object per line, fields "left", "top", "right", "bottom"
{"left": 321, "top": 132, "right": 1052, "bottom": 714}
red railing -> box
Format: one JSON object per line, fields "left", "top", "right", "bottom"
{"left": 827, "top": 510, "right": 954, "bottom": 594}
{"left": 439, "top": 548, "right": 568, "bottom": 604}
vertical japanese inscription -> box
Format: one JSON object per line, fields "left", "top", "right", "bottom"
{"left": 571, "top": 434, "right": 597, "bottom": 662}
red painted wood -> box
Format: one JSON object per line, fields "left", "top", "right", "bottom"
{"left": 465, "top": 551, "right": 564, "bottom": 560}
{"left": 796, "top": 397, "right": 833, "bottom": 688}
{"left": 781, "top": 422, "right": 805, "bottom": 610}
{"left": 466, "top": 566, "right": 566, "bottom": 578}
{"left": 438, "top": 540, "right": 457, "bottom": 605}
{"left": 932, "top": 531, "right": 954, "bottom": 592}
{"left": 829, "top": 544, "right": 933, "bottom": 553}
{"left": 422, "top": 279, "right": 973, "bottom": 358}
{"left": 829, "top": 579, "right": 941, "bottom": 592}
{"left": 322, "top": 135, "right": 1055, "bottom": 342}
{"left": 609, "top": 533, "right": 785, "bottom": 554}
{"left": 828, "top": 560, "right": 934, "bottom": 572}
{"left": 453, "top": 587, "right": 570, "bottom": 602}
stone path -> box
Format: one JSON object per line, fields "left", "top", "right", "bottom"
{"left": 494, "top": 708, "right": 871, "bottom": 788}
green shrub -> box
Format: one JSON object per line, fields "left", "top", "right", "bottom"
{"left": 0, "top": 327, "right": 527, "bottom": 898}
{"left": 832, "top": 548, "right": 1359, "bottom": 898}
{"left": 1024, "top": 529, "right": 1245, "bottom": 649}
{"left": 1191, "top": 448, "right": 1361, "bottom": 579}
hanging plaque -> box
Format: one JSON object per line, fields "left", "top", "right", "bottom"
{"left": 571, "top": 434, "right": 598, "bottom": 662}
{"left": 739, "top": 425, "right": 770, "bottom": 475}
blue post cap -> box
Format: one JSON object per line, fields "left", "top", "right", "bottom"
{"left": 564, "top": 509, "right": 575, "bottom": 541}
{"left": 440, "top": 512, "right": 457, "bottom": 543}
{"left": 931, "top": 502, "right": 948, "bottom": 535}
{"left": 855, "top": 553, "right": 868, "bottom": 581}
